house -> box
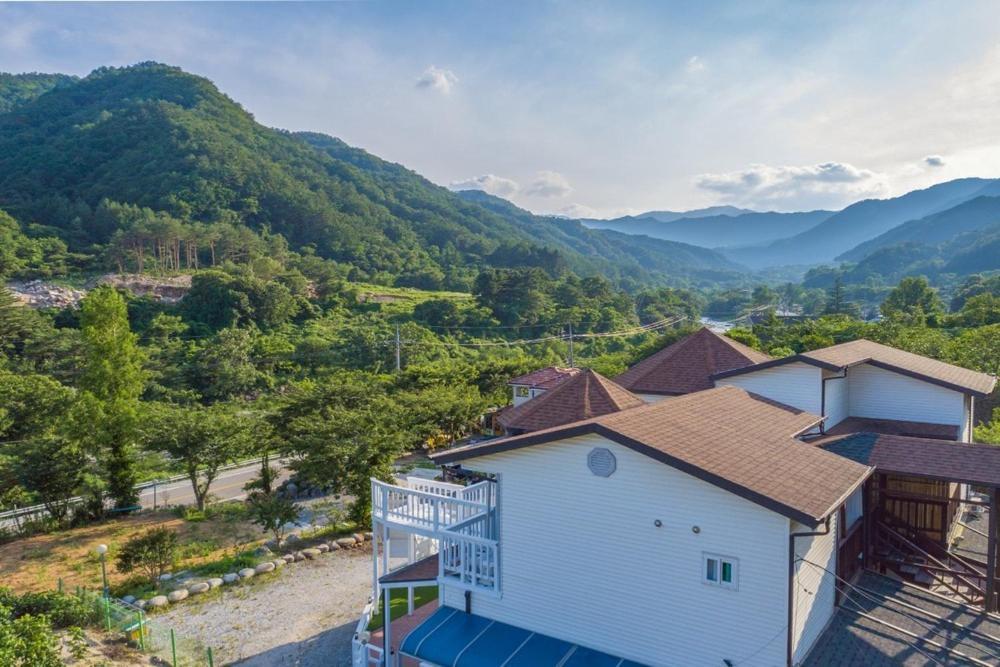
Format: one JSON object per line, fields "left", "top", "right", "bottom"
{"left": 496, "top": 368, "right": 644, "bottom": 436}
{"left": 615, "top": 326, "right": 771, "bottom": 401}
{"left": 507, "top": 366, "right": 580, "bottom": 406}
{"left": 355, "top": 333, "right": 999, "bottom": 667}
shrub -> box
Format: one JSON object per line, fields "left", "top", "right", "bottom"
{"left": 0, "top": 589, "right": 95, "bottom": 629}
{"left": 115, "top": 527, "right": 178, "bottom": 584}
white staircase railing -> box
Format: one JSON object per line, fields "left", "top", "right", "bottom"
{"left": 440, "top": 529, "right": 499, "bottom": 592}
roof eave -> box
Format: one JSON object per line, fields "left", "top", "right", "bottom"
{"left": 710, "top": 354, "right": 842, "bottom": 381}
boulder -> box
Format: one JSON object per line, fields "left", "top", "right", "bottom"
{"left": 336, "top": 537, "right": 357, "bottom": 549}
{"left": 282, "top": 554, "right": 296, "bottom": 564}
{"left": 135, "top": 599, "right": 148, "bottom": 610}
{"left": 284, "top": 482, "right": 298, "bottom": 497}
{"left": 254, "top": 545, "right": 272, "bottom": 557}
{"left": 207, "top": 578, "right": 224, "bottom": 589}
{"left": 353, "top": 533, "right": 366, "bottom": 544}
{"left": 222, "top": 573, "right": 239, "bottom": 584}
{"left": 328, "top": 541, "right": 341, "bottom": 551}
{"left": 293, "top": 551, "right": 306, "bottom": 562}
{"left": 147, "top": 595, "right": 169, "bottom": 608}
{"left": 272, "top": 559, "right": 285, "bottom": 569}
{"left": 238, "top": 568, "right": 256, "bottom": 580}
{"left": 167, "top": 589, "right": 188, "bottom": 603}
{"left": 302, "top": 548, "right": 322, "bottom": 560}
{"left": 188, "top": 582, "right": 211, "bottom": 595}
{"left": 158, "top": 573, "right": 173, "bottom": 582}
{"left": 363, "top": 532, "right": 373, "bottom": 541}
{"left": 121, "top": 595, "right": 137, "bottom": 605}
{"left": 316, "top": 543, "right": 330, "bottom": 553}
{"left": 255, "top": 562, "right": 276, "bottom": 574}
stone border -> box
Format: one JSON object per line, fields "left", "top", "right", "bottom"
{"left": 130, "top": 532, "right": 373, "bottom": 611}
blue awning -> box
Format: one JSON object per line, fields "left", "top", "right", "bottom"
{"left": 399, "top": 607, "right": 647, "bottom": 667}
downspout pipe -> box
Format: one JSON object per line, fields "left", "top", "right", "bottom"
{"left": 788, "top": 516, "right": 831, "bottom": 667}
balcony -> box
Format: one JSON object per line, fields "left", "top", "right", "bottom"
{"left": 371, "top": 477, "right": 500, "bottom": 595}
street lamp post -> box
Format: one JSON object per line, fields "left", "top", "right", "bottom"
{"left": 95, "top": 544, "right": 109, "bottom": 598}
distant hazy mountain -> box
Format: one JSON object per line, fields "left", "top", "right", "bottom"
{"left": 459, "top": 190, "right": 746, "bottom": 283}
{"left": 838, "top": 195, "right": 1000, "bottom": 263}
{"left": 609, "top": 205, "right": 754, "bottom": 224}
{"left": 728, "top": 178, "right": 1000, "bottom": 268}
{"left": 583, "top": 209, "right": 832, "bottom": 249}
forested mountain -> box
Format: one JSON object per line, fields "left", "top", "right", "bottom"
{"left": 583, "top": 209, "right": 831, "bottom": 248}
{"left": 0, "top": 62, "right": 742, "bottom": 291}
{"left": 838, "top": 195, "right": 1000, "bottom": 262}
{"left": 456, "top": 190, "right": 744, "bottom": 282}
{"left": 728, "top": 178, "right": 1000, "bottom": 268}
{"left": 0, "top": 72, "right": 77, "bottom": 113}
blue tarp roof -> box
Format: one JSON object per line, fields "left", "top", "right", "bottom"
{"left": 399, "top": 607, "right": 647, "bottom": 667}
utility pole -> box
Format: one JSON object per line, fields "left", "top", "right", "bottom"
{"left": 394, "top": 324, "right": 401, "bottom": 372}
{"left": 567, "top": 323, "right": 574, "bottom": 367}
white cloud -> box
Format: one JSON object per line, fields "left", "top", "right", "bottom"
{"left": 695, "top": 162, "right": 887, "bottom": 209}
{"left": 557, "top": 203, "right": 597, "bottom": 218}
{"left": 449, "top": 174, "right": 519, "bottom": 197}
{"left": 685, "top": 55, "right": 705, "bottom": 74}
{"left": 415, "top": 65, "right": 458, "bottom": 94}
{"left": 923, "top": 154, "right": 945, "bottom": 167}
{"left": 524, "top": 170, "right": 572, "bottom": 198}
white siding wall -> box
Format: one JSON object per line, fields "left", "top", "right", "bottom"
{"left": 715, "top": 362, "right": 823, "bottom": 416}
{"left": 823, "top": 372, "right": 849, "bottom": 429}
{"left": 844, "top": 487, "right": 863, "bottom": 528}
{"left": 791, "top": 515, "right": 839, "bottom": 664}
{"left": 847, "top": 364, "right": 965, "bottom": 427}
{"left": 443, "top": 435, "right": 791, "bottom": 667}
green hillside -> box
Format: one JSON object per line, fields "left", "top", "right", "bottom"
{"left": 0, "top": 62, "right": 742, "bottom": 290}
{"left": 0, "top": 72, "right": 78, "bottom": 113}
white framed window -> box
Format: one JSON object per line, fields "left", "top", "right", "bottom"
{"left": 703, "top": 553, "right": 738, "bottom": 590}
{"left": 514, "top": 386, "right": 530, "bottom": 398}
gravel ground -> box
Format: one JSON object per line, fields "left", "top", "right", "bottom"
{"left": 155, "top": 546, "right": 373, "bottom": 666}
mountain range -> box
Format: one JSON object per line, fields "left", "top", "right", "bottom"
{"left": 0, "top": 63, "right": 742, "bottom": 290}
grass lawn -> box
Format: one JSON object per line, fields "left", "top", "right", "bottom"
{"left": 367, "top": 585, "right": 438, "bottom": 631}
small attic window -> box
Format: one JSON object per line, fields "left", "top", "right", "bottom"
{"left": 514, "top": 386, "right": 529, "bottom": 398}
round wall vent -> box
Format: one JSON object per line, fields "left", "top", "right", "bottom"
{"left": 587, "top": 447, "right": 616, "bottom": 477}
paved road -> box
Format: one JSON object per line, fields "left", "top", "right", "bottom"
{"left": 140, "top": 462, "right": 291, "bottom": 510}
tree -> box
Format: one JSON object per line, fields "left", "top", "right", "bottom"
{"left": 78, "top": 287, "right": 146, "bottom": 508}
{"left": 16, "top": 437, "right": 87, "bottom": 523}
{"left": 0, "top": 610, "right": 61, "bottom": 667}
{"left": 247, "top": 490, "right": 300, "bottom": 548}
{"left": 880, "top": 276, "right": 943, "bottom": 325}
{"left": 143, "top": 403, "right": 254, "bottom": 511}
{"left": 115, "top": 528, "right": 178, "bottom": 585}
{"left": 823, "top": 278, "right": 861, "bottom": 318}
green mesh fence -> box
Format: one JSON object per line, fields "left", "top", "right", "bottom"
{"left": 67, "top": 585, "right": 215, "bottom": 666}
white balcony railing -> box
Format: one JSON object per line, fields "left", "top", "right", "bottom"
{"left": 371, "top": 478, "right": 490, "bottom": 536}
{"left": 440, "top": 529, "right": 499, "bottom": 592}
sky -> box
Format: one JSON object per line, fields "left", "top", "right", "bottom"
{"left": 2, "top": 1, "right": 1000, "bottom": 218}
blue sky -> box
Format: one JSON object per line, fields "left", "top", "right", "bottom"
{"left": 2, "top": 1, "right": 1000, "bottom": 217}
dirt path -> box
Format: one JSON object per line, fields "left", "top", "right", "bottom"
{"left": 154, "top": 547, "right": 373, "bottom": 666}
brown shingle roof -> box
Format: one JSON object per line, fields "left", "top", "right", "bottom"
{"left": 497, "top": 369, "right": 644, "bottom": 433}
{"left": 435, "top": 385, "right": 871, "bottom": 525}
{"left": 507, "top": 366, "right": 580, "bottom": 390}
{"left": 819, "top": 432, "right": 1000, "bottom": 487}
{"left": 615, "top": 327, "right": 771, "bottom": 395}
{"left": 715, "top": 339, "right": 996, "bottom": 397}
{"left": 378, "top": 554, "right": 439, "bottom": 584}
{"left": 801, "top": 339, "right": 996, "bottom": 396}
{"left": 822, "top": 417, "right": 960, "bottom": 442}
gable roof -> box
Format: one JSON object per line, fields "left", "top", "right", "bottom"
{"left": 615, "top": 327, "right": 771, "bottom": 395}
{"left": 434, "top": 385, "right": 871, "bottom": 525}
{"left": 712, "top": 338, "right": 996, "bottom": 397}
{"left": 507, "top": 366, "right": 580, "bottom": 390}
{"left": 498, "top": 368, "right": 644, "bottom": 433}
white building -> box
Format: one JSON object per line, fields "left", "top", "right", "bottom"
{"left": 354, "top": 336, "right": 998, "bottom": 667}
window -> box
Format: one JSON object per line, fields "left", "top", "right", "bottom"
{"left": 703, "top": 554, "right": 738, "bottom": 590}
{"left": 514, "top": 386, "right": 529, "bottom": 398}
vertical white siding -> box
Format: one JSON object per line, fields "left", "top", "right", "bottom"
{"left": 715, "top": 362, "right": 823, "bottom": 416}
{"left": 791, "top": 514, "right": 838, "bottom": 664}
{"left": 962, "top": 396, "right": 973, "bottom": 442}
{"left": 823, "top": 372, "right": 849, "bottom": 429}
{"left": 847, "top": 364, "right": 965, "bottom": 427}
{"left": 443, "top": 435, "right": 791, "bottom": 667}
